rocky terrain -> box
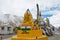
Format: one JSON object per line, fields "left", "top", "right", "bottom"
{"left": 0, "top": 14, "right": 23, "bottom": 27}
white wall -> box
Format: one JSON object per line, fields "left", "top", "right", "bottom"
{"left": 0, "top": 27, "right": 14, "bottom": 34}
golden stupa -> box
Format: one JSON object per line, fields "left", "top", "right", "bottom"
{"left": 11, "top": 9, "right": 48, "bottom": 40}
{"left": 22, "top": 9, "right": 34, "bottom": 28}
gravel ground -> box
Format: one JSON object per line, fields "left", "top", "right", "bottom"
{"left": 49, "top": 34, "right": 60, "bottom": 40}
{"left": 48, "top": 30, "right": 60, "bottom": 40}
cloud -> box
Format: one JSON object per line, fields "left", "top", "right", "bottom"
{"left": 0, "top": 0, "right": 35, "bottom": 16}
{"left": 0, "top": 0, "right": 60, "bottom": 15}
{"left": 0, "top": 0, "right": 60, "bottom": 27}
{"left": 35, "top": 0, "right": 60, "bottom": 10}
{"left": 49, "top": 11, "right": 60, "bottom": 28}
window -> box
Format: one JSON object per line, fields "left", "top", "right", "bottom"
{"left": 8, "top": 27, "right": 11, "bottom": 31}
{"left": 1, "top": 27, "right": 4, "bottom": 30}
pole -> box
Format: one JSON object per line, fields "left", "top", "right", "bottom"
{"left": 1, "top": 35, "right": 2, "bottom": 40}
{"left": 36, "top": 4, "right": 39, "bottom": 24}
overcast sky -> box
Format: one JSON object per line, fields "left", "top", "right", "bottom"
{"left": 0, "top": 0, "right": 60, "bottom": 27}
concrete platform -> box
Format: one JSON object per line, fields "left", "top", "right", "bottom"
{"left": 11, "top": 35, "right": 48, "bottom": 40}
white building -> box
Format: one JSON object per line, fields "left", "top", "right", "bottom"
{"left": 0, "top": 24, "right": 14, "bottom": 34}
{"left": 0, "top": 14, "right": 24, "bottom": 34}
